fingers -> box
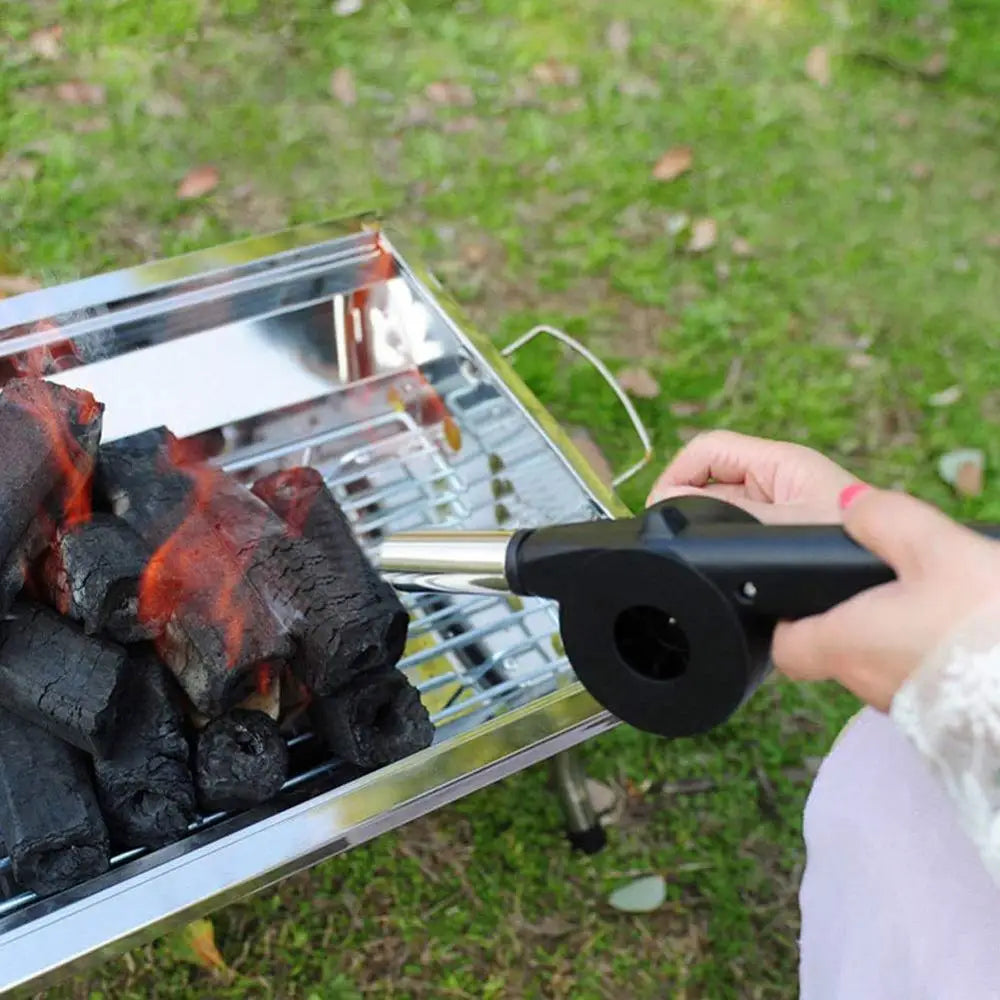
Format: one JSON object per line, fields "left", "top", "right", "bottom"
{"left": 651, "top": 430, "right": 777, "bottom": 493}
{"left": 771, "top": 586, "right": 909, "bottom": 709}
{"left": 841, "top": 488, "right": 968, "bottom": 578}
{"left": 649, "top": 483, "right": 842, "bottom": 525}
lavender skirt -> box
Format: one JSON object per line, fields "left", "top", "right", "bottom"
{"left": 799, "top": 707, "right": 1000, "bottom": 998}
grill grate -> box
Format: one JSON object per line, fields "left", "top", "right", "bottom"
{"left": 0, "top": 371, "right": 576, "bottom": 920}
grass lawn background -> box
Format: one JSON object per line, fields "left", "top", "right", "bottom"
{"left": 2, "top": 0, "right": 998, "bottom": 996}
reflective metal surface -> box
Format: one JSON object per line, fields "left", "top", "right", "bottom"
{"left": 0, "top": 216, "right": 630, "bottom": 993}
{"left": 380, "top": 530, "right": 515, "bottom": 595}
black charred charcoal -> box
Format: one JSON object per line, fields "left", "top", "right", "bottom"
{"left": 97, "top": 428, "right": 293, "bottom": 716}
{"left": 37, "top": 513, "right": 158, "bottom": 644}
{"left": 310, "top": 670, "right": 434, "bottom": 769}
{"left": 93, "top": 651, "right": 197, "bottom": 850}
{"left": 0, "top": 840, "right": 16, "bottom": 900}
{"left": 0, "top": 706, "right": 110, "bottom": 896}
{"left": 0, "top": 517, "right": 52, "bottom": 613}
{"left": 251, "top": 468, "right": 410, "bottom": 693}
{"left": 194, "top": 709, "right": 289, "bottom": 813}
{"left": 96, "top": 428, "right": 196, "bottom": 548}
{"left": 0, "top": 603, "right": 128, "bottom": 757}
{"left": 0, "top": 378, "right": 103, "bottom": 573}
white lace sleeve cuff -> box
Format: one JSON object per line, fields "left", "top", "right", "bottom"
{"left": 890, "top": 604, "right": 1000, "bottom": 885}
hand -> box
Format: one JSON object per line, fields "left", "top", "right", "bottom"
{"left": 773, "top": 487, "right": 1000, "bottom": 711}
{"left": 647, "top": 430, "right": 860, "bottom": 525}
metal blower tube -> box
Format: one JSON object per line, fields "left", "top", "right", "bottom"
{"left": 379, "top": 530, "right": 516, "bottom": 596}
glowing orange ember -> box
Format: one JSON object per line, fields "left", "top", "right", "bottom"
{"left": 138, "top": 436, "right": 265, "bottom": 670}
{"left": 10, "top": 380, "right": 102, "bottom": 527}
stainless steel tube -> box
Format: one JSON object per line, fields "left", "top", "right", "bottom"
{"left": 378, "top": 530, "right": 516, "bottom": 596}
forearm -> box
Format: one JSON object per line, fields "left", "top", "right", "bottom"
{"left": 890, "top": 601, "right": 1000, "bottom": 885}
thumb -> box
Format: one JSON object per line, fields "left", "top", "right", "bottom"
{"left": 841, "top": 487, "right": 963, "bottom": 578}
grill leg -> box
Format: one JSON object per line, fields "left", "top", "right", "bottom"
{"left": 551, "top": 749, "right": 607, "bottom": 855}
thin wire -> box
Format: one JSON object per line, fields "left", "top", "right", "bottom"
{"left": 501, "top": 324, "right": 653, "bottom": 487}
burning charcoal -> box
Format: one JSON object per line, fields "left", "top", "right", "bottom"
{"left": 0, "top": 603, "right": 128, "bottom": 757}
{"left": 310, "top": 670, "right": 434, "bottom": 769}
{"left": 0, "top": 705, "right": 110, "bottom": 896}
{"left": 93, "top": 651, "right": 197, "bottom": 850}
{"left": 36, "top": 513, "right": 159, "bottom": 644}
{"left": 237, "top": 664, "right": 281, "bottom": 721}
{"left": 96, "top": 428, "right": 199, "bottom": 548}
{"left": 98, "top": 429, "right": 293, "bottom": 716}
{"left": 194, "top": 709, "right": 289, "bottom": 813}
{"left": 251, "top": 467, "right": 410, "bottom": 693}
{"left": 0, "top": 379, "right": 103, "bottom": 581}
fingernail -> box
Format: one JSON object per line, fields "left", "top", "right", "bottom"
{"left": 838, "top": 483, "right": 870, "bottom": 510}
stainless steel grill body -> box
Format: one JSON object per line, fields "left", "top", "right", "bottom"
{"left": 0, "top": 218, "right": 627, "bottom": 994}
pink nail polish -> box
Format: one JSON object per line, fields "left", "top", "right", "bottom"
{"left": 838, "top": 483, "right": 870, "bottom": 510}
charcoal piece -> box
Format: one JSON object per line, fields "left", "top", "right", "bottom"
{"left": 37, "top": 513, "right": 158, "bottom": 643}
{"left": 310, "top": 670, "right": 434, "bottom": 769}
{"left": 97, "top": 428, "right": 293, "bottom": 716}
{"left": 251, "top": 467, "right": 410, "bottom": 693}
{"left": 0, "top": 706, "right": 110, "bottom": 896}
{"left": 0, "top": 379, "right": 103, "bottom": 572}
{"left": 194, "top": 709, "right": 289, "bottom": 813}
{"left": 0, "top": 517, "right": 52, "bottom": 612}
{"left": 93, "top": 652, "right": 197, "bottom": 849}
{"left": 0, "top": 840, "right": 16, "bottom": 900}
{"left": 0, "top": 602, "right": 128, "bottom": 757}
{"left": 237, "top": 664, "right": 281, "bottom": 721}
{"left": 96, "top": 428, "right": 197, "bottom": 548}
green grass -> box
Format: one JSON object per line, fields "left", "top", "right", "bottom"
{"left": 2, "top": 0, "right": 999, "bottom": 996}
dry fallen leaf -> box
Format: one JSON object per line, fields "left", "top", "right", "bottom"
{"left": 617, "top": 75, "right": 659, "bottom": 98}
{"left": 330, "top": 66, "right": 357, "bottom": 106}
{"left": 908, "top": 161, "right": 933, "bottom": 182}
{"left": 928, "top": 384, "right": 962, "bottom": 407}
{"left": 805, "top": 45, "right": 831, "bottom": 87}
{"left": 508, "top": 79, "right": 539, "bottom": 107}
{"left": 0, "top": 275, "right": 41, "bottom": 295}
{"left": 425, "top": 80, "right": 475, "bottom": 106}
{"left": 176, "top": 165, "right": 220, "bottom": 200}
{"left": 585, "top": 778, "right": 619, "bottom": 816}
{"left": 730, "top": 236, "right": 753, "bottom": 258}
{"left": 442, "top": 115, "right": 480, "bottom": 134}
{"left": 652, "top": 146, "right": 693, "bottom": 182}
{"left": 687, "top": 218, "right": 718, "bottom": 253}
{"left": 145, "top": 92, "right": 187, "bottom": 118}
{"left": 618, "top": 366, "right": 660, "bottom": 399}
{"left": 893, "top": 110, "right": 917, "bottom": 130}
{"left": 531, "top": 60, "right": 581, "bottom": 87}
{"left": 0, "top": 156, "right": 39, "bottom": 182}
{"left": 553, "top": 96, "right": 585, "bottom": 114}
{"left": 29, "top": 25, "right": 63, "bottom": 60}
{"left": 983, "top": 233, "right": 1000, "bottom": 250}
{"left": 54, "top": 81, "right": 106, "bottom": 105}
{"left": 669, "top": 401, "right": 703, "bottom": 418}
{"left": 955, "top": 460, "right": 983, "bottom": 497}
{"left": 569, "top": 427, "right": 614, "bottom": 488}
{"left": 461, "top": 242, "right": 490, "bottom": 266}
{"left": 72, "top": 116, "right": 111, "bottom": 134}
{"left": 939, "top": 449, "right": 985, "bottom": 498}
{"left": 606, "top": 19, "right": 631, "bottom": 55}
{"left": 922, "top": 52, "right": 948, "bottom": 78}
{"left": 179, "top": 919, "right": 230, "bottom": 974}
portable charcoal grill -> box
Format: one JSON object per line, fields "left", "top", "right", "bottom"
{"left": 0, "top": 216, "right": 649, "bottom": 993}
